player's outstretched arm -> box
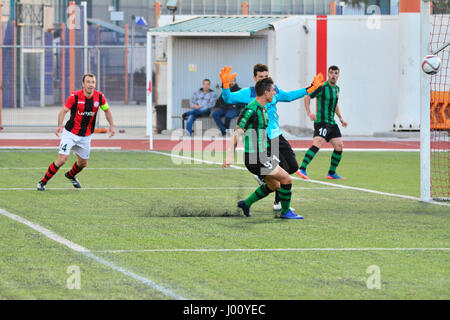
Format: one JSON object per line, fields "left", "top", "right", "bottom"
{"left": 56, "top": 106, "right": 70, "bottom": 137}
{"left": 219, "top": 66, "right": 251, "bottom": 105}
{"left": 306, "top": 73, "right": 324, "bottom": 94}
{"left": 219, "top": 66, "right": 237, "bottom": 89}
{"left": 276, "top": 73, "right": 324, "bottom": 103}
{"left": 223, "top": 127, "right": 244, "bottom": 168}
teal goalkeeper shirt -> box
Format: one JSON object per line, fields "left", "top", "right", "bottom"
{"left": 222, "top": 85, "right": 308, "bottom": 139}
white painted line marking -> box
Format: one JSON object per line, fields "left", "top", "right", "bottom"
{"left": 0, "top": 187, "right": 339, "bottom": 191}
{"left": 0, "top": 208, "right": 186, "bottom": 300}
{"left": 0, "top": 147, "right": 121, "bottom": 150}
{"left": 150, "top": 151, "right": 450, "bottom": 207}
{"left": 94, "top": 248, "right": 450, "bottom": 254}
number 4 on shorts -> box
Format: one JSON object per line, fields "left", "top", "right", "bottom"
{"left": 60, "top": 143, "right": 68, "bottom": 152}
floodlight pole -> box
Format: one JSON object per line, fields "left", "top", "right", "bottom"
{"left": 420, "top": 0, "right": 431, "bottom": 202}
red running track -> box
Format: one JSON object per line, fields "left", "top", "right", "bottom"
{"left": 0, "top": 139, "right": 423, "bottom": 150}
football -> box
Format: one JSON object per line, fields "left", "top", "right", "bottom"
{"left": 422, "top": 55, "right": 441, "bottom": 75}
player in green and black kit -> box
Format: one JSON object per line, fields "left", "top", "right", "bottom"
{"left": 223, "top": 78, "right": 302, "bottom": 219}
{"left": 297, "top": 65, "right": 348, "bottom": 180}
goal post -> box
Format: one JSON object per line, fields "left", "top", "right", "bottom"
{"left": 420, "top": 0, "right": 431, "bottom": 202}
{"left": 424, "top": 0, "right": 450, "bottom": 202}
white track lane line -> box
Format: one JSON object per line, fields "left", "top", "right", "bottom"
{"left": 0, "top": 208, "right": 186, "bottom": 300}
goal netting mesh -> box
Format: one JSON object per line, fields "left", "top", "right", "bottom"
{"left": 430, "top": 0, "right": 449, "bottom": 201}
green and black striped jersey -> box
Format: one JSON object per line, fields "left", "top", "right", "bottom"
{"left": 237, "top": 99, "right": 269, "bottom": 154}
{"left": 309, "top": 81, "right": 340, "bottom": 125}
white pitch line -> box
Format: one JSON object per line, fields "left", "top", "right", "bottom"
{"left": 150, "top": 151, "right": 450, "bottom": 207}
{"left": 0, "top": 147, "right": 121, "bottom": 150}
{"left": 0, "top": 187, "right": 340, "bottom": 191}
{"left": 290, "top": 148, "right": 420, "bottom": 152}
{"left": 94, "top": 247, "right": 450, "bottom": 254}
{"left": 0, "top": 208, "right": 186, "bottom": 300}
{"left": 0, "top": 167, "right": 226, "bottom": 170}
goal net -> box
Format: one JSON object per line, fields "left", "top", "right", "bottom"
{"left": 430, "top": 1, "right": 449, "bottom": 201}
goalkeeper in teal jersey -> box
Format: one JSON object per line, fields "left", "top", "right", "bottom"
{"left": 222, "top": 77, "right": 302, "bottom": 219}
{"left": 297, "top": 65, "right": 348, "bottom": 180}
{"left": 220, "top": 64, "right": 324, "bottom": 211}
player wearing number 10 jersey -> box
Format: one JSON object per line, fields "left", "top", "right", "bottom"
{"left": 37, "top": 73, "right": 115, "bottom": 191}
{"left": 297, "top": 65, "right": 348, "bottom": 180}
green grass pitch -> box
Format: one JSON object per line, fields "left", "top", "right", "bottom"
{"left": 0, "top": 150, "right": 448, "bottom": 299}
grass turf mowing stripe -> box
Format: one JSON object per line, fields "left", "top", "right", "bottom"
{"left": 93, "top": 248, "right": 450, "bottom": 253}
{"left": 0, "top": 208, "right": 187, "bottom": 300}
{"left": 150, "top": 151, "right": 450, "bottom": 207}
{"left": 0, "top": 187, "right": 339, "bottom": 191}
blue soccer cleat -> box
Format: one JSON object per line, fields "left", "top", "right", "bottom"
{"left": 296, "top": 169, "right": 309, "bottom": 180}
{"left": 237, "top": 200, "right": 251, "bottom": 217}
{"left": 280, "top": 210, "right": 303, "bottom": 220}
{"left": 326, "top": 173, "right": 345, "bottom": 180}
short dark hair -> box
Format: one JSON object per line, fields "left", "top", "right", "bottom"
{"left": 82, "top": 73, "right": 96, "bottom": 83}
{"left": 253, "top": 64, "right": 269, "bottom": 77}
{"left": 328, "top": 65, "right": 340, "bottom": 72}
{"left": 255, "top": 77, "right": 274, "bottom": 96}
{"left": 203, "top": 79, "right": 211, "bottom": 83}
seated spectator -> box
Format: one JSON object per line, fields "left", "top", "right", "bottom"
{"left": 212, "top": 78, "right": 245, "bottom": 136}
{"left": 182, "top": 79, "right": 218, "bottom": 136}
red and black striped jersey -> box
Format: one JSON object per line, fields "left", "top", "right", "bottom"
{"left": 64, "top": 90, "right": 107, "bottom": 137}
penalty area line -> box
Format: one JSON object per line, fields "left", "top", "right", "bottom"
{"left": 94, "top": 247, "right": 450, "bottom": 254}
{"left": 0, "top": 208, "right": 187, "bottom": 300}
{"left": 149, "top": 151, "right": 450, "bottom": 207}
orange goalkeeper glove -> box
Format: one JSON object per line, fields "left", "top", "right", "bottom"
{"left": 220, "top": 66, "right": 237, "bottom": 89}
{"left": 306, "top": 73, "right": 324, "bottom": 94}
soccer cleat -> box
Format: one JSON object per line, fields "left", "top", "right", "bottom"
{"left": 273, "top": 202, "right": 295, "bottom": 212}
{"left": 237, "top": 200, "right": 251, "bottom": 217}
{"left": 280, "top": 210, "right": 303, "bottom": 220}
{"left": 253, "top": 174, "right": 264, "bottom": 186}
{"left": 296, "top": 169, "right": 309, "bottom": 180}
{"left": 65, "top": 172, "right": 82, "bottom": 188}
{"left": 326, "top": 173, "right": 345, "bottom": 180}
{"left": 37, "top": 181, "right": 46, "bottom": 191}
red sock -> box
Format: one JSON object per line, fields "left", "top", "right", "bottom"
{"left": 42, "top": 162, "right": 60, "bottom": 183}
{"left": 67, "top": 162, "right": 83, "bottom": 178}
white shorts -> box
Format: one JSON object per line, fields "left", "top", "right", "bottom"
{"left": 59, "top": 129, "right": 92, "bottom": 159}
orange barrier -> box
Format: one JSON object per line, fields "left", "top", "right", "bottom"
{"left": 94, "top": 128, "right": 107, "bottom": 133}
{"left": 330, "top": 1, "right": 337, "bottom": 15}
{"left": 242, "top": 2, "right": 248, "bottom": 15}
{"left": 431, "top": 91, "right": 450, "bottom": 130}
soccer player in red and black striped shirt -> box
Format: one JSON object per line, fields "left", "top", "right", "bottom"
{"left": 37, "top": 73, "right": 115, "bottom": 191}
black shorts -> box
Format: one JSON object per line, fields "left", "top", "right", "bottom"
{"left": 314, "top": 123, "right": 342, "bottom": 142}
{"left": 244, "top": 152, "right": 280, "bottom": 178}
{"left": 268, "top": 135, "right": 299, "bottom": 174}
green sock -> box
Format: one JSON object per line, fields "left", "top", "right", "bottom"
{"left": 278, "top": 184, "right": 292, "bottom": 214}
{"left": 244, "top": 183, "right": 274, "bottom": 207}
{"left": 300, "top": 145, "right": 319, "bottom": 171}
{"left": 328, "top": 150, "right": 343, "bottom": 175}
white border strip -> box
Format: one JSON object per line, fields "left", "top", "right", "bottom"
{"left": 0, "top": 208, "right": 186, "bottom": 300}
{"left": 0, "top": 187, "right": 339, "bottom": 191}
{"left": 150, "top": 151, "right": 450, "bottom": 207}
{"left": 94, "top": 247, "right": 450, "bottom": 253}
{"left": 0, "top": 147, "right": 121, "bottom": 150}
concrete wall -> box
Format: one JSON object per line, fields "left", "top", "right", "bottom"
{"left": 275, "top": 15, "right": 402, "bottom": 136}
